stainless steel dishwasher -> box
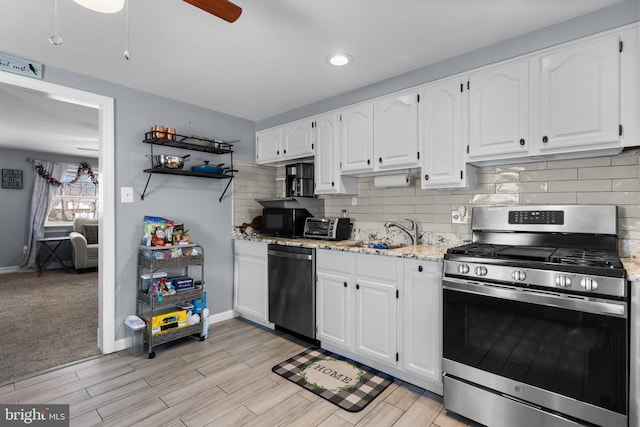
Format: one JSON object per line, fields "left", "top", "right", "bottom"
{"left": 268, "top": 244, "right": 316, "bottom": 340}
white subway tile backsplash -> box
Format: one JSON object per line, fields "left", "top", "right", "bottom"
{"left": 548, "top": 180, "right": 611, "bottom": 192}
{"left": 471, "top": 194, "right": 520, "bottom": 205}
{"left": 520, "top": 168, "right": 577, "bottom": 182}
{"left": 547, "top": 157, "right": 610, "bottom": 169}
{"left": 497, "top": 182, "right": 548, "bottom": 194}
{"left": 233, "top": 149, "right": 640, "bottom": 255}
{"left": 477, "top": 171, "right": 519, "bottom": 184}
{"left": 578, "top": 165, "right": 639, "bottom": 180}
{"left": 520, "top": 192, "right": 577, "bottom": 205}
{"left": 432, "top": 194, "right": 474, "bottom": 205}
{"left": 494, "top": 162, "right": 546, "bottom": 173}
{"left": 577, "top": 192, "right": 640, "bottom": 205}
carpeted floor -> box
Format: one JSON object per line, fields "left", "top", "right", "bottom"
{"left": 0, "top": 269, "right": 100, "bottom": 384}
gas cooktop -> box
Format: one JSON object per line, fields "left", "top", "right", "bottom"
{"left": 445, "top": 243, "right": 625, "bottom": 278}
{"left": 447, "top": 243, "right": 623, "bottom": 269}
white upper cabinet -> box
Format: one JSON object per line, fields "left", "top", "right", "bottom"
{"left": 340, "top": 102, "right": 375, "bottom": 174}
{"left": 256, "top": 119, "right": 314, "bottom": 165}
{"left": 374, "top": 89, "right": 420, "bottom": 170}
{"left": 255, "top": 126, "right": 282, "bottom": 164}
{"left": 314, "top": 112, "right": 358, "bottom": 195}
{"left": 468, "top": 59, "right": 530, "bottom": 162}
{"left": 420, "top": 77, "right": 477, "bottom": 189}
{"left": 283, "top": 118, "right": 315, "bottom": 159}
{"left": 531, "top": 34, "right": 621, "bottom": 154}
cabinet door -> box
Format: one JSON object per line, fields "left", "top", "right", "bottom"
{"left": 283, "top": 119, "right": 314, "bottom": 159}
{"left": 233, "top": 241, "right": 268, "bottom": 323}
{"left": 340, "top": 102, "right": 374, "bottom": 174}
{"left": 534, "top": 34, "right": 620, "bottom": 153}
{"left": 314, "top": 113, "right": 338, "bottom": 193}
{"left": 316, "top": 271, "right": 351, "bottom": 349}
{"left": 315, "top": 113, "right": 358, "bottom": 195}
{"left": 374, "top": 90, "right": 420, "bottom": 170}
{"left": 468, "top": 60, "right": 530, "bottom": 161}
{"left": 402, "top": 260, "right": 442, "bottom": 384}
{"left": 420, "top": 78, "right": 475, "bottom": 189}
{"left": 256, "top": 127, "right": 282, "bottom": 164}
{"left": 355, "top": 279, "right": 397, "bottom": 367}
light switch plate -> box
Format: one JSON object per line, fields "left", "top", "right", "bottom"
{"left": 121, "top": 187, "right": 134, "bottom": 203}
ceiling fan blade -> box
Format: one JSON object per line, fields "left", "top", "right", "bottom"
{"left": 183, "top": 0, "right": 242, "bottom": 23}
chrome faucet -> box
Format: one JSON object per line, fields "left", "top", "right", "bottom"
{"left": 385, "top": 219, "right": 420, "bottom": 245}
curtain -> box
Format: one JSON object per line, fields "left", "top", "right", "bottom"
{"left": 21, "top": 161, "right": 65, "bottom": 270}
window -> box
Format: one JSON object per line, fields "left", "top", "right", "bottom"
{"left": 45, "top": 165, "right": 100, "bottom": 226}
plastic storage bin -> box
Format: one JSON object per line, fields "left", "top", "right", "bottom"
{"left": 140, "top": 271, "right": 168, "bottom": 291}
{"left": 124, "top": 315, "right": 146, "bottom": 356}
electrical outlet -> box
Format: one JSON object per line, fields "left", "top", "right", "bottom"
{"left": 451, "top": 206, "right": 468, "bottom": 224}
{"left": 351, "top": 197, "right": 358, "bottom": 206}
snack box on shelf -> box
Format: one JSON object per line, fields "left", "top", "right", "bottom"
{"left": 171, "top": 276, "right": 194, "bottom": 292}
{"left": 143, "top": 310, "right": 187, "bottom": 335}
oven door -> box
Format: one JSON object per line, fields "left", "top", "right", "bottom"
{"left": 443, "top": 278, "right": 628, "bottom": 427}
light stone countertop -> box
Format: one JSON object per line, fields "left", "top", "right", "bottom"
{"left": 233, "top": 234, "right": 447, "bottom": 262}
{"left": 233, "top": 231, "right": 638, "bottom": 278}
{"left": 622, "top": 258, "right": 640, "bottom": 281}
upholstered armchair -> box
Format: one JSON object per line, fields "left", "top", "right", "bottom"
{"left": 69, "top": 217, "right": 99, "bottom": 272}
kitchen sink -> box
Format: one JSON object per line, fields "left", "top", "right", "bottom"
{"left": 335, "top": 241, "right": 410, "bottom": 250}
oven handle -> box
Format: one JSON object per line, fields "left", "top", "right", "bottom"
{"left": 443, "top": 278, "right": 627, "bottom": 318}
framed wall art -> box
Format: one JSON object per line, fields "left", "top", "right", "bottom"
{"left": 2, "top": 169, "right": 23, "bottom": 189}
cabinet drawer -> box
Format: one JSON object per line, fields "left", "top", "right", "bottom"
{"left": 234, "top": 240, "right": 267, "bottom": 258}
{"left": 355, "top": 254, "right": 398, "bottom": 282}
{"left": 317, "top": 249, "right": 351, "bottom": 274}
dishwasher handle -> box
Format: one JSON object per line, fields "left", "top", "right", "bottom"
{"left": 268, "top": 249, "right": 313, "bottom": 261}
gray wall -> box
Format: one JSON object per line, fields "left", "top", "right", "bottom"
{"left": 256, "top": 0, "right": 640, "bottom": 130}
{"left": 38, "top": 67, "right": 255, "bottom": 341}
{"left": 0, "top": 148, "right": 96, "bottom": 268}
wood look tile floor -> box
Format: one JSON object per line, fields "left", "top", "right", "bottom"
{"left": 0, "top": 318, "right": 477, "bottom": 426}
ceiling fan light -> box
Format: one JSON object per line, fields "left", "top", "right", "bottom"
{"left": 72, "top": 0, "right": 125, "bottom": 13}
{"left": 327, "top": 53, "right": 352, "bottom": 67}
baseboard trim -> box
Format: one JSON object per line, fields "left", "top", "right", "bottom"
{"left": 209, "top": 309, "right": 238, "bottom": 324}
{"left": 0, "top": 266, "right": 21, "bottom": 274}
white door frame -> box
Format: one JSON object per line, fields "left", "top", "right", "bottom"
{"left": 0, "top": 71, "right": 116, "bottom": 353}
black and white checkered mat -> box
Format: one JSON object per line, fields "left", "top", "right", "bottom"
{"left": 272, "top": 347, "right": 394, "bottom": 412}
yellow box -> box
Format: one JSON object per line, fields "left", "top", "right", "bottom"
{"left": 145, "top": 310, "right": 187, "bottom": 335}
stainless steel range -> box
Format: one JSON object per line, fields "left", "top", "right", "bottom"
{"left": 442, "top": 205, "right": 629, "bottom": 427}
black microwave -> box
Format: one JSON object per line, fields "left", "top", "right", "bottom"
{"left": 262, "top": 208, "right": 311, "bottom": 237}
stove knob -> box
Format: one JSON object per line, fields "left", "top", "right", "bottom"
{"left": 474, "top": 266, "right": 488, "bottom": 277}
{"left": 511, "top": 270, "right": 526, "bottom": 281}
{"left": 457, "top": 264, "right": 470, "bottom": 274}
{"left": 555, "top": 275, "right": 572, "bottom": 288}
{"left": 580, "top": 277, "right": 599, "bottom": 291}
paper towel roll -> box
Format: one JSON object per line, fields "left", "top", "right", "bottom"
{"left": 373, "top": 173, "right": 410, "bottom": 188}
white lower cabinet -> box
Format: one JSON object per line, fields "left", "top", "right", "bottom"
{"left": 233, "top": 240, "right": 271, "bottom": 327}
{"left": 316, "top": 250, "right": 352, "bottom": 348}
{"left": 316, "top": 249, "right": 443, "bottom": 394}
{"left": 401, "top": 259, "right": 442, "bottom": 385}
{"left": 354, "top": 254, "right": 399, "bottom": 367}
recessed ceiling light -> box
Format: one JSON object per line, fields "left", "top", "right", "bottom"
{"left": 73, "top": 0, "right": 125, "bottom": 13}
{"left": 327, "top": 53, "right": 352, "bottom": 67}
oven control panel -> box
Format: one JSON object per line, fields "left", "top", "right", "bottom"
{"left": 443, "top": 261, "right": 626, "bottom": 298}
{"left": 508, "top": 210, "right": 564, "bottom": 225}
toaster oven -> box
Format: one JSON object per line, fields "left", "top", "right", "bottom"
{"left": 303, "top": 217, "right": 352, "bottom": 241}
